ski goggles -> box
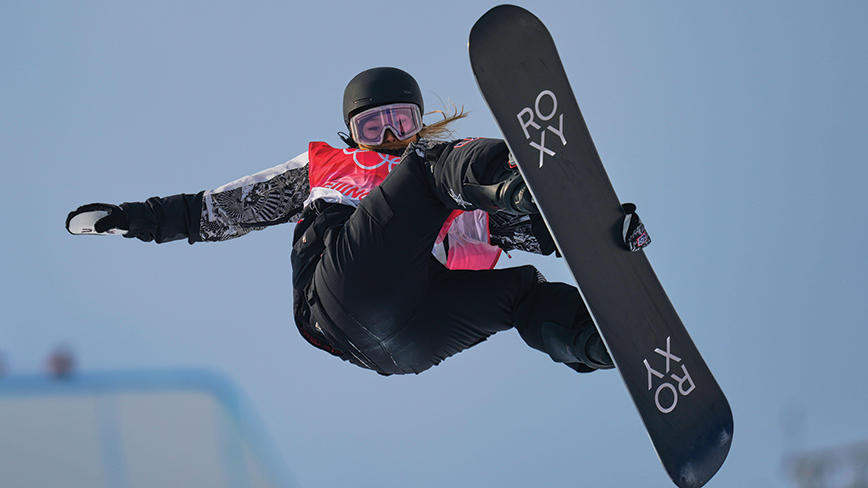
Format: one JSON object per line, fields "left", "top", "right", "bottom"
{"left": 349, "top": 103, "right": 423, "bottom": 146}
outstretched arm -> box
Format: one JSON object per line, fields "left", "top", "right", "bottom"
{"left": 66, "top": 152, "right": 311, "bottom": 243}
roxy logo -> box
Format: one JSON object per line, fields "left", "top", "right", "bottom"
{"left": 516, "top": 89, "right": 567, "bottom": 168}
{"left": 643, "top": 336, "right": 695, "bottom": 414}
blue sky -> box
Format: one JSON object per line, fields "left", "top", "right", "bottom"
{"left": 2, "top": 1, "right": 866, "bottom": 486}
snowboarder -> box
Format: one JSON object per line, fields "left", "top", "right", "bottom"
{"left": 66, "top": 67, "right": 616, "bottom": 375}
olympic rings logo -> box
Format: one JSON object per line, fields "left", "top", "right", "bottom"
{"left": 343, "top": 148, "right": 400, "bottom": 172}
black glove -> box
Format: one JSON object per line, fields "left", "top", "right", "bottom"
{"left": 621, "top": 203, "right": 650, "bottom": 252}
{"left": 66, "top": 203, "right": 129, "bottom": 235}
{"left": 530, "top": 214, "right": 559, "bottom": 257}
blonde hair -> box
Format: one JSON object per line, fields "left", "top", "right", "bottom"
{"left": 357, "top": 104, "right": 468, "bottom": 152}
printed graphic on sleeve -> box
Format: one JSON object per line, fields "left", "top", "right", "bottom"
{"left": 200, "top": 166, "right": 310, "bottom": 241}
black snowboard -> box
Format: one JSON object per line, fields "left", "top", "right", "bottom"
{"left": 469, "top": 5, "right": 732, "bottom": 487}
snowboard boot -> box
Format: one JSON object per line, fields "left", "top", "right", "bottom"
{"left": 572, "top": 321, "right": 614, "bottom": 370}
{"left": 540, "top": 317, "right": 614, "bottom": 372}
{"left": 463, "top": 156, "right": 538, "bottom": 215}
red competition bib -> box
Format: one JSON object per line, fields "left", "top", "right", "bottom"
{"left": 307, "top": 142, "right": 501, "bottom": 270}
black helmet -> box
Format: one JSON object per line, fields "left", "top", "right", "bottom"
{"left": 342, "top": 67, "right": 424, "bottom": 127}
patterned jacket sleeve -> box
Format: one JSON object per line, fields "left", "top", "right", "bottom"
{"left": 198, "top": 152, "right": 311, "bottom": 241}
{"left": 119, "top": 153, "right": 311, "bottom": 244}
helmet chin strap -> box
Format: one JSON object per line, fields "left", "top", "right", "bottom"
{"left": 338, "top": 131, "right": 358, "bottom": 148}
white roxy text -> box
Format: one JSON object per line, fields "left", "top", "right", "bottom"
{"left": 643, "top": 336, "right": 696, "bottom": 414}
{"left": 515, "top": 90, "right": 567, "bottom": 168}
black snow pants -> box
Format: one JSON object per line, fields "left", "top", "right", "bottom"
{"left": 299, "top": 140, "right": 591, "bottom": 375}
